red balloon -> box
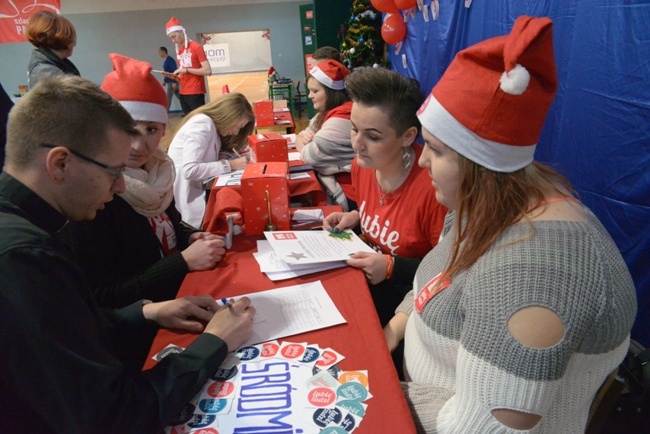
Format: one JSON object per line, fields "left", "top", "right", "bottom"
{"left": 381, "top": 14, "right": 406, "bottom": 45}
{"left": 395, "top": 0, "right": 417, "bottom": 9}
{"left": 371, "top": 0, "right": 399, "bottom": 15}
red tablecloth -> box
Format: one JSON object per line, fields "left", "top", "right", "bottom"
{"left": 144, "top": 235, "right": 416, "bottom": 434}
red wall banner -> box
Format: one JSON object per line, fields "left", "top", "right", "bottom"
{"left": 0, "top": 0, "right": 61, "bottom": 44}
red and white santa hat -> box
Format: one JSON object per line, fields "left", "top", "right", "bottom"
{"left": 101, "top": 53, "right": 168, "bottom": 124}
{"left": 309, "top": 60, "right": 351, "bottom": 90}
{"left": 417, "top": 16, "right": 558, "bottom": 173}
{"left": 165, "top": 16, "right": 184, "bottom": 35}
{"left": 165, "top": 16, "right": 188, "bottom": 50}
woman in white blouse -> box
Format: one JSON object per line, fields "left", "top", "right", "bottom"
{"left": 166, "top": 93, "right": 254, "bottom": 228}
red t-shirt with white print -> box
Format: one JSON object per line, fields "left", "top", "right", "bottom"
{"left": 177, "top": 40, "right": 208, "bottom": 95}
{"left": 351, "top": 144, "right": 446, "bottom": 257}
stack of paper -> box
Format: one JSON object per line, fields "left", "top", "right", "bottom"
{"left": 253, "top": 230, "right": 375, "bottom": 281}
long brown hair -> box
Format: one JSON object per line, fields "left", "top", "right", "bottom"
{"left": 306, "top": 75, "right": 350, "bottom": 132}
{"left": 444, "top": 157, "right": 575, "bottom": 280}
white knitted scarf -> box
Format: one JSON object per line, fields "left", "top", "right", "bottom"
{"left": 119, "top": 147, "right": 175, "bottom": 217}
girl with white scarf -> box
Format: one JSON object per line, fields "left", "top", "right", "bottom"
{"left": 61, "top": 54, "right": 225, "bottom": 308}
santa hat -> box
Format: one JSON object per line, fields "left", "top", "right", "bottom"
{"left": 309, "top": 60, "right": 351, "bottom": 90}
{"left": 101, "top": 53, "right": 168, "bottom": 124}
{"left": 165, "top": 16, "right": 188, "bottom": 50}
{"left": 417, "top": 16, "right": 558, "bottom": 172}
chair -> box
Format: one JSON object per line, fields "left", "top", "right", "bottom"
{"left": 293, "top": 80, "right": 308, "bottom": 118}
{"left": 222, "top": 84, "right": 230, "bottom": 94}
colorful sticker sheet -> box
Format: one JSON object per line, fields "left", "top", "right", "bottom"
{"left": 160, "top": 340, "right": 371, "bottom": 434}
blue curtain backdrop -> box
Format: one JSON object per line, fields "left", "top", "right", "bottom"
{"left": 387, "top": 0, "right": 650, "bottom": 345}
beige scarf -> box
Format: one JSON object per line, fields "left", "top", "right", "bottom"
{"left": 119, "top": 147, "right": 175, "bottom": 217}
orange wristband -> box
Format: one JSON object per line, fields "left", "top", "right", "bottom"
{"left": 385, "top": 254, "right": 394, "bottom": 280}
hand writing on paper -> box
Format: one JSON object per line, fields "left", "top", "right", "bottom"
{"left": 323, "top": 210, "right": 360, "bottom": 233}
{"left": 228, "top": 156, "right": 249, "bottom": 171}
{"left": 205, "top": 297, "right": 256, "bottom": 351}
{"left": 182, "top": 235, "right": 225, "bottom": 270}
{"left": 142, "top": 295, "right": 220, "bottom": 332}
{"left": 347, "top": 251, "right": 388, "bottom": 284}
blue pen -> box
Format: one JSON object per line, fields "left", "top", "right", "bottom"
{"left": 221, "top": 297, "right": 233, "bottom": 309}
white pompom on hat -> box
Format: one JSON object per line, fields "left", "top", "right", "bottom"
{"left": 101, "top": 53, "right": 168, "bottom": 125}
{"left": 309, "top": 60, "right": 351, "bottom": 90}
{"left": 417, "top": 16, "right": 558, "bottom": 173}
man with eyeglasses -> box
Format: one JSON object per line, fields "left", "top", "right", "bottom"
{"left": 0, "top": 76, "right": 255, "bottom": 433}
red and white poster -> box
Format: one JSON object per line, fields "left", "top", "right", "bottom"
{"left": 0, "top": 0, "right": 61, "bottom": 44}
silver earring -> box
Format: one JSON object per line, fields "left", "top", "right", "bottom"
{"left": 403, "top": 147, "right": 412, "bottom": 169}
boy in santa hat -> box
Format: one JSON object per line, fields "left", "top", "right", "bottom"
{"left": 165, "top": 16, "right": 211, "bottom": 115}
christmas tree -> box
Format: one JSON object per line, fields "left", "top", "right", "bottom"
{"left": 340, "top": 0, "right": 387, "bottom": 69}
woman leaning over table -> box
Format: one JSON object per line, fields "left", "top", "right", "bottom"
{"left": 323, "top": 67, "right": 446, "bottom": 327}
{"left": 26, "top": 11, "right": 80, "bottom": 89}
{"left": 385, "top": 16, "right": 637, "bottom": 433}
{"left": 295, "top": 60, "right": 356, "bottom": 211}
{"left": 166, "top": 92, "right": 255, "bottom": 228}
{"left": 61, "top": 54, "right": 225, "bottom": 313}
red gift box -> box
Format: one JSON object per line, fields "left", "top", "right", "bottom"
{"left": 241, "top": 162, "right": 290, "bottom": 235}
{"left": 248, "top": 132, "right": 289, "bottom": 163}
{"left": 254, "top": 100, "right": 274, "bottom": 127}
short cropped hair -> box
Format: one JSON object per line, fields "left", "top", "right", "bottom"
{"left": 345, "top": 67, "right": 424, "bottom": 136}
{"left": 159, "top": 46, "right": 168, "bottom": 54}
{"left": 312, "top": 46, "right": 341, "bottom": 63}
{"left": 6, "top": 76, "right": 138, "bottom": 169}
{"left": 27, "top": 11, "right": 76, "bottom": 51}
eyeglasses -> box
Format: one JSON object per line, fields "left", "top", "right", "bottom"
{"left": 40, "top": 144, "right": 126, "bottom": 184}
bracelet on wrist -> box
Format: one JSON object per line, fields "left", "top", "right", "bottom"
{"left": 385, "top": 254, "right": 394, "bottom": 280}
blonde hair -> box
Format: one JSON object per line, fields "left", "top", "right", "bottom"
{"left": 444, "top": 157, "right": 575, "bottom": 281}
{"left": 162, "top": 92, "right": 254, "bottom": 151}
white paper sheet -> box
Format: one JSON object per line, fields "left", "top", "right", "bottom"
{"left": 223, "top": 281, "right": 347, "bottom": 346}
{"left": 254, "top": 241, "right": 345, "bottom": 281}
{"left": 264, "top": 230, "right": 375, "bottom": 265}
{"left": 214, "top": 169, "right": 245, "bottom": 187}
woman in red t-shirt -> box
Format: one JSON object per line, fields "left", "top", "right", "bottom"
{"left": 323, "top": 67, "right": 447, "bottom": 327}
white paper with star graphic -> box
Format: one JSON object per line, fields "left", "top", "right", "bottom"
{"left": 263, "top": 230, "right": 375, "bottom": 265}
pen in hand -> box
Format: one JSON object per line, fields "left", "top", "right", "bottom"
{"left": 221, "top": 297, "right": 233, "bottom": 309}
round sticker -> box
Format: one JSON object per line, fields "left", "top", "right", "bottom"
{"left": 207, "top": 381, "right": 235, "bottom": 398}
{"left": 338, "top": 371, "right": 369, "bottom": 387}
{"left": 337, "top": 400, "right": 366, "bottom": 417}
{"left": 300, "top": 346, "right": 321, "bottom": 363}
{"left": 168, "top": 402, "right": 195, "bottom": 426}
{"left": 336, "top": 382, "right": 368, "bottom": 402}
{"left": 307, "top": 387, "right": 337, "bottom": 407}
{"left": 237, "top": 346, "right": 261, "bottom": 360}
{"left": 198, "top": 398, "right": 229, "bottom": 414}
{"left": 315, "top": 350, "right": 338, "bottom": 367}
{"left": 280, "top": 343, "right": 306, "bottom": 359}
{"left": 187, "top": 414, "right": 217, "bottom": 429}
{"left": 211, "top": 365, "right": 238, "bottom": 381}
{"left": 339, "top": 413, "right": 356, "bottom": 431}
{"left": 312, "top": 407, "right": 343, "bottom": 427}
{"left": 261, "top": 342, "right": 280, "bottom": 357}
{"left": 312, "top": 363, "right": 341, "bottom": 378}
{"left": 192, "top": 430, "right": 219, "bottom": 434}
